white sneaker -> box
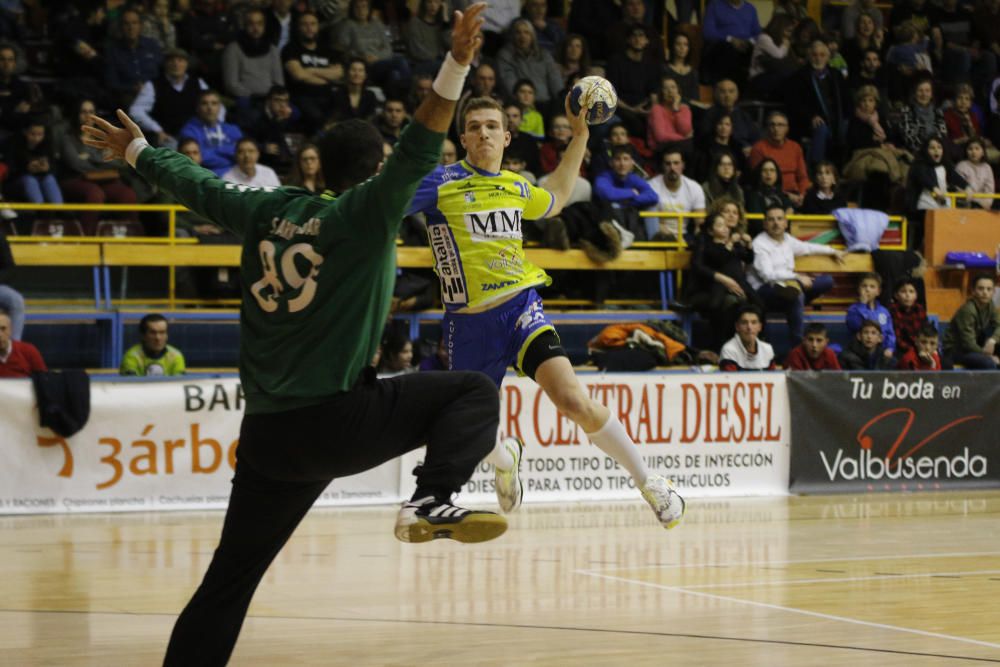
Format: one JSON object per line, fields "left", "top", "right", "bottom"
{"left": 640, "top": 475, "right": 685, "bottom": 530}
{"left": 494, "top": 436, "right": 524, "bottom": 513}
{"left": 394, "top": 496, "right": 507, "bottom": 543}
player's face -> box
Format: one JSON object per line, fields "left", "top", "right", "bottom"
{"left": 895, "top": 284, "right": 917, "bottom": 308}
{"left": 736, "top": 313, "right": 761, "bottom": 344}
{"left": 917, "top": 335, "right": 938, "bottom": 357}
{"left": 858, "top": 278, "right": 880, "bottom": 304}
{"left": 461, "top": 108, "right": 510, "bottom": 168}
{"left": 973, "top": 278, "right": 995, "bottom": 305}
{"left": 804, "top": 333, "right": 827, "bottom": 359}
{"left": 0, "top": 314, "right": 10, "bottom": 350}
{"left": 143, "top": 321, "right": 168, "bottom": 353}
{"left": 859, "top": 326, "right": 882, "bottom": 350}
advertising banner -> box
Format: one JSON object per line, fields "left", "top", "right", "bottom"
{"left": 0, "top": 379, "right": 399, "bottom": 514}
{"left": 788, "top": 372, "right": 1000, "bottom": 493}
{"left": 401, "top": 373, "right": 791, "bottom": 503}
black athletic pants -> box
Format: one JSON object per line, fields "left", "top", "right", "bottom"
{"left": 162, "top": 370, "right": 499, "bottom": 666}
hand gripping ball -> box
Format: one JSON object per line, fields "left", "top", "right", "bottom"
{"left": 569, "top": 76, "right": 619, "bottom": 125}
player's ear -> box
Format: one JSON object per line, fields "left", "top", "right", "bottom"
{"left": 503, "top": 131, "right": 511, "bottom": 147}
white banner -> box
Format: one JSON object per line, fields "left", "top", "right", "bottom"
{"left": 0, "top": 378, "right": 399, "bottom": 514}
{"left": 0, "top": 373, "right": 790, "bottom": 515}
{"left": 401, "top": 373, "right": 791, "bottom": 503}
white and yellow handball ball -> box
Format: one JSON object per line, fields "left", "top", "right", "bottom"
{"left": 569, "top": 76, "right": 619, "bottom": 125}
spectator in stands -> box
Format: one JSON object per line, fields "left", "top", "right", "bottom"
{"left": 407, "top": 73, "right": 434, "bottom": 113}
{"left": 647, "top": 76, "right": 693, "bottom": 154}
{"left": 176, "top": 0, "right": 235, "bottom": 88}
{"left": 931, "top": 0, "right": 995, "bottom": 95}
{"left": 698, "top": 80, "right": 760, "bottom": 157}
{"left": 607, "top": 0, "right": 665, "bottom": 66}
{"left": 60, "top": 99, "right": 139, "bottom": 235}
{"left": 693, "top": 112, "right": 747, "bottom": 182}
{"left": 745, "top": 158, "right": 791, "bottom": 222}
{"left": 513, "top": 79, "right": 545, "bottom": 139}
{"left": 646, "top": 149, "right": 705, "bottom": 240}
{"left": 336, "top": 0, "right": 410, "bottom": 96}
{"left": 748, "top": 205, "right": 846, "bottom": 346}
{"left": 956, "top": 138, "right": 996, "bottom": 209}
{"left": 501, "top": 149, "right": 537, "bottom": 186}
{"left": 329, "top": 57, "right": 378, "bottom": 123}
{"left": 892, "top": 77, "right": 947, "bottom": 157}
{"left": 589, "top": 121, "right": 652, "bottom": 178}
{"left": 555, "top": 34, "right": 591, "bottom": 85}
{"left": 539, "top": 114, "right": 574, "bottom": 175}
{"left": 702, "top": 0, "right": 761, "bottom": 87}
{"left": 466, "top": 0, "right": 521, "bottom": 56}
{"left": 664, "top": 33, "right": 698, "bottom": 103}
{"left": 606, "top": 26, "right": 659, "bottom": 137}
{"left": 905, "top": 135, "right": 969, "bottom": 250}
{"left": 889, "top": 277, "right": 928, "bottom": 359}
{"left": 456, "top": 62, "right": 502, "bottom": 135}
{"left": 282, "top": 11, "right": 343, "bottom": 134}
{"left": 496, "top": 18, "right": 563, "bottom": 108}
{"left": 0, "top": 230, "right": 22, "bottom": 340}
{"left": 523, "top": 0, "right": 565, "bottom": 55}
{"left": 131, "top": 48, "right": 214, "bottom": 150}
{"left": 749, "top": 111, "right": 810, "bottom": 207}
{"left": 0, "top": 43, "right": 33, "bottom": 141}
{"left": 898, "top": 323, "right": 941, "bottom": 370}
{"left": 223, "top": 7, "right": 285, "bottom": 125}
{"left": 249, "top": 85, "right": 305, "bottom": 176}
{"left": 846, "top": 272, "right": 896, "bottom": 358}
{"left": 223, "top": 138, "right": 281, "bottom": 188}
{"left": 179, "top": 90, "right": 243, "bottom": 176}
{"left": 140, "top": 0, "right": 177, "bottom": 51}
{"left": 701, "top": 150, "right": 745, "bottom": 207}
{"left": 263, "top": 0, "right": 295, "bottom": 51}
{"left": 0, "top": 309, "right": 44, "bottom": 377}
{"left": 502, "top": 102, "right": 542, "bottom": 176}
{"left": 848, "top": 48, "right": 889, "bottom": 101}
{"left": 51, "top": 2, "right": 108, "bottom": 105}
{"left": 713, "top": 196, "right": 752, "bottom": 245}
{"left": 377, "top": 330, "right": 414, "bottom": 378}
{"left": 785, "top": 39, "right": 850, "bottom": 164}
{"left": 168, "top": 138, "right": 225, "bottom": 239}
{"left": 9, "top": 116, "right": 62, "bottom": 205}
{"left": 842, "top": 11, "right": 885, "bottom": 77}
{"left": 784, "top": 322, "right": 841, "bottom": 370}
{"left": 403, "top": 0, "right": 450, "bottom": 74}
{"left": 376, "top": 98, "right": 409, "bottom": 146}
{"left": 840, "top": 319, "right": 896, "bottom": 370}
{"left": 944, "top": 84, "right": 993, "bottom": 159}
{"left": 440, "top": 138, "right": 458, "bottom": 165}
{"left": 690, "top": 212, "right": 761, "bottom": 345}
{"left": 846, "top": 85, "right": 897, "bottom": 157}
{"left": 288, "top": 143, "right": 324, "bottom": 193}
{"left": 842, "top": 0, "right": 884, "bottom": 41}
{"left": 885, "top": 21, "right": 932, "bottom": 103}
{"left": 943, "top": 273, "right": 1000, "bottom": 369}
{"left": 800, "top": 161, "right": 847, "bottom": 214}
{"left": 748, "top": 14, "right": 797, "bottom": 100}
{"left": 594, "top": 144, "right": 659, "bottom": 240}
{"left": 104, "top": 8, "right": 163, "bottom": 107}
{"left": 719, "top": 305, "right": 775, "bottom": 371}
{"left": 120, "top": 314, "right": 186, "bottom": 376}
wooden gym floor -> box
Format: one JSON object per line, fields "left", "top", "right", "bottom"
{"left": 2, "top": 491, "right": 1000, "bottom": 666}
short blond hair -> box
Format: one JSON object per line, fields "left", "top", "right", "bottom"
{"left": 460, "top": 97, "right": 508, "bottom": 133}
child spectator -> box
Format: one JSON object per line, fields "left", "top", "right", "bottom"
{"left": 898, "top": 323, "right": 941, "bottom": 370}
{"left": 785, "top": 323, "right": 842, "bottom": 370}
{"left": 942, "top": 273, "right": 1000, "bottom": 369}
{"left": 840, "top": 319, "right": 896, "bottom": 370}
{"left": 905, "top": 135, "right": 969, "bottom": 250}
{"left": 847, "top": 272, "right": 896, "bottom": 358}
{"left": 539, "top": 114, "right": 574, "bottom": 175}
{"left": 501, "top": 150, "right": 537, "bottom": 186}
{"left": 9, "top": 116, "right": 62, "bottom": 205}
{"left": 512, "top": 78, "right": 545, "bottom": 140}
{"left": 720, "top": 305, "right": 776, "bottom": 371}
{"left": 889, "top": 277, "right": 928, "bottom": 358}
{"left": 801, "top": 161, "right": 847, "bottom": 215}
{"left": 377, "top": 331, "right": 415, "bottom": 378}
{"left": 955, "top": 138, "right": 996, "bottom": 210}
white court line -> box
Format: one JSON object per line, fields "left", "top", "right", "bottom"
{"left": 678, "top": 569, "right": 1000, "bottom": 590}
{"left": 583, "top": 550, "right": 1000, "bottom": 572}
{"left": 576, "top": 570, "right": 1000, "bottom": 652}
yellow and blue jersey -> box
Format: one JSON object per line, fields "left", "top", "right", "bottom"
{"left": 408, "top": 160, "right": 555, "bottom": 311}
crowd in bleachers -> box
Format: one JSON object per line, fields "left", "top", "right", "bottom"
{"left": 0, "top": 0, "right": 998, "bottom": 373}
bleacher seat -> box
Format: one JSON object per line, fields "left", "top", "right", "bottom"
{"left": 96, "top": 220, "right": 146, "bottom": 238}
{"left": 32, "top": 219, "right": 83, "bottom": 237}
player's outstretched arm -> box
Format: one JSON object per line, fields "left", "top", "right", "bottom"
{"left": 539, "top": 97, "right": 590, "bottom": 217}
{"left": 412, "top": 2, "right": 485, "bottom": 134}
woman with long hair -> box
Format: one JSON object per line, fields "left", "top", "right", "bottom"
{"left": 288, "top": 144, "right": 325, "bottom": 193}
{"left": 664, "top": 33, "right": 698, "bottom": 103}
{"left": 701, "top": 150, "right": 745, "bottom": 208}
{"left": 647, "top": 76, "right": 693, "bottom": 154}
{"left": 745, "top": 158, "right": 792, "bottom": 233}
{"left": 555, "top": 33, "right": 591, "bottom": 84}
{"left": 905, "top": 135, "right": 970, "bottom": 249}
{"left": 329, "top": 57, "right": 379, "bottom": 123}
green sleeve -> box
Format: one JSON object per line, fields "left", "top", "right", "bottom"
{"left": 955, "top": 305, "right": 983, "bottom": 353}
{"left": 135, "top": 148, "right": 283, "bottom": 237}
{"left": 120, "top": 347, "right": 141, "bottom": 376}
{"left": 990, "top": 306, "right": 1000, "bottom": 342}
{"left": 333, "top": 122, "right": 443, "bottom": 243}
{"left": 171, "top": 349, "right": 186, "bottom": 375}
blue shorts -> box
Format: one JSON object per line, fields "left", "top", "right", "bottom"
{"left": 444, "top": 288, "right": 557, "bottom": 387}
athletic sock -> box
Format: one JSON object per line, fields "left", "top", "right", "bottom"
{"left": 485, "top": 438, "right": 515, "bottom": 471}
{"left": 586, "top": 413, "right": 650, "bottom": 486}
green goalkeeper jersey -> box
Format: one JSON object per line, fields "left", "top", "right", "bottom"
{"left": 135, "top": 122, "right": 443, "bottom": 414}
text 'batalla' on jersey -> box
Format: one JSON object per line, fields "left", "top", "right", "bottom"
{"left": 408, "top": 161, "right": 555, "bottom": 311}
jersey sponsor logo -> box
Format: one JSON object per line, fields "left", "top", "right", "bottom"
{"left": 429, "top": 223, "right": 468, "bottom": 305}
{"left": 224, "top": 183, "right": 278, "bottom": 193}
{"left": 481, "top": 279, "right": 517, "bottom": 292}
{"left": 464, "top": 208, "right": 522, "bottom": 242}
{"left": 486, "top": 244, "right": 524, "bottom": 276}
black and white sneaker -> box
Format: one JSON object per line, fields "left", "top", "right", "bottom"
{"left": 394, "top": 496, "right": 508, "bottom": 544}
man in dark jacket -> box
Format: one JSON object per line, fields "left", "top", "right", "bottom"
{"left": 943, "top": 273, "right": 1000, "bottom": 369}
{"left": 784, "top": 39, "right": 850, "bottom": 164}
